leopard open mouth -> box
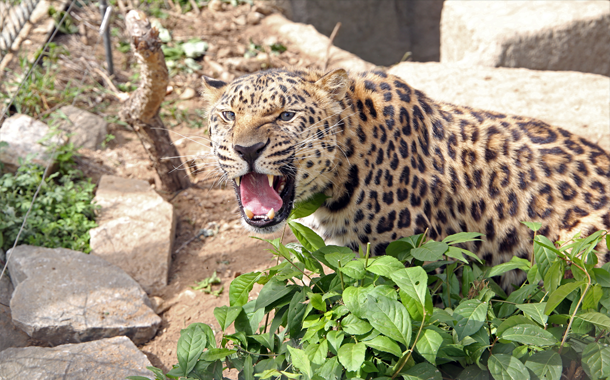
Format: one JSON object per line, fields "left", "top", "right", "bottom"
{"left": 233, "top": 172, "right": 295, "bottom": 229}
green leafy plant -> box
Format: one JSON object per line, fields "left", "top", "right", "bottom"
{"left": 0, "top": 144, "right": 98, "bottom": 253}
{"left": 135, "top": 197, "right": 610, "bottom": 380}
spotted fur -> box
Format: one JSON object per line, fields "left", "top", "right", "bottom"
{"left": 203, "top": 68, "right": 610, "bottom": 289}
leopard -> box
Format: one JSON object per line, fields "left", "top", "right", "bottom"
{"left": 201, "top": 67, "right": 610, "bottom": 290}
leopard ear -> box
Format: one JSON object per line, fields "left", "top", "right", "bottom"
{"left": 315, "top": 69, "right": 348, "bottom": 101}
{"left": 202, "top": 76, "right": 227, "bottom": 105}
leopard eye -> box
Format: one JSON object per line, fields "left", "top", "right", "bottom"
{"left": 221, "top": 111, "right": 235, "bottom": 122}
{"left": 279, "top": 111, "right": 295, "bottom": 121}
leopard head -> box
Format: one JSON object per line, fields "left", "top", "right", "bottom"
{"left": 202, "top": 68, "right": 349, "bottom": 233}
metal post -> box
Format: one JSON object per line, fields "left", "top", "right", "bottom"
{"left": 99, "top": 0, "right": 113, "bottom": 75}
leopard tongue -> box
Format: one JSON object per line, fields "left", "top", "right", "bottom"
{"left": 240, "top": 172, "right": 283, "bottom": 216}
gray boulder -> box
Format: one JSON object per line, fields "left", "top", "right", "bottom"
{"left": 90, "top": 175, "right": 176, "bottom": 293}
{"left": 0, "top": 336, "right": 154, "bottom": 380}
{"left": 0, "top": 114, "right": 63, "bottom": 172}
{"left": 440, "top": 1, "right": 610, "bottom": 76}
{"left": 7, "top": 245, "right": 160, "bottom": 345}
{"left": 54, "top": 106, "right": 108, "bottom": 150}
{"left": 387, "top": 62, "right": 610, "bottom": 152}
{"left": 0, "top": 274, "right": 31, "bottom": 352}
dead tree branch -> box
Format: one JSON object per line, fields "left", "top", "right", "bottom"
{"left": 120, "top": 10, "right": 190, "bottom": 192}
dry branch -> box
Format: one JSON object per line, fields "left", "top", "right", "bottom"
{"left": 120, "top": 10, "right": 190, "bottom": 192}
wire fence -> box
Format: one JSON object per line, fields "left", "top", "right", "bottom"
{"left": 0, "top": 0, "right": 104, "bottom": 283}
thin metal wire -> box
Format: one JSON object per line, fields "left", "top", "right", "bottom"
{"left": 0, "top": 0, "right": 77, "bottom": 125}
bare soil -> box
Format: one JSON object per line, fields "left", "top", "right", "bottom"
{"left": 3, "top": 0, "right": 315, "bottom": 372}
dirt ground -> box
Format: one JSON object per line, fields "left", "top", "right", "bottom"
{"left": 2, "top": 0, "right": 322, "bottom": 372}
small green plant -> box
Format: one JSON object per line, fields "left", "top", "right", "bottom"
{"left": 192, "top": 271, "right": 223, "bottom": 297}
{"left": 48, "top": 6, "right": 79, "bottom": 34}
{"left": 133, "top": 195, "right": 610, "bottom": 380}
{"left": 1, "top": 44, "right": 91, "bottom": 120}
{"left": 0, "top": 143, "right": 98, "bottom": 253}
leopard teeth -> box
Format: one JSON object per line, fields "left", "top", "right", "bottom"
{"left": 267, "top": 208, "right": 275, "bottom": 220}
{"left": 267, "top": 174, "right": 274, "bottom": 188}
{"left": 235, "top": 176, "right": 241, "bottom": 186}
{"left": 244, "top": 208, "right": 254, "bottom": 219}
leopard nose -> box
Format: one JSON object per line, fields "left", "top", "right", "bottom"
{"left": 234, "top": 139, "right": 269, "bottom": 170}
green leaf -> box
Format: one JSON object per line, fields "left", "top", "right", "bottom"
{"left": 176, "top": 324, "right": 207, "bottom": 376}
{"left": 462, "top": 266, "right": 474, "bottom": 297}
{"left": 255, "top": 277, "right": 298, "bottom": 311}
{"left": 516, "top": 303, "right": 548, "bottom": 326}
{"left": 453, "top": 300, "right": 488, "bottom": 341}
{"left": 305, "top": 339, "right": 328, "bottom": 365}
{"left": 522, "top": 221, "right": 542, "bottom": 232}
{"left": 442, "top": 231, "right": 485, "bottom": 245}
{"left": 290, "top": 193, "right": 329, "bottom": 220}
{"left": 543, "top": 261, "right": 563, "bottom": 294}
{"left": 126, "top": 377, "right": 151, "bottom": 380}
{"left": 337, "top": 342, "right": 366, "bottom": 372}
{"left": 213, "top": 305, "right": 242, "bottom": 331}
{"left": 534, "top": 236, "right": 558, "bottom": 279}
{"left": 488, "top": 256, "right": 531, "bottom": 278}
{"left": 229, "top": 272, "right": 261, "bottom": 307}
{"left": 577, "top": 311, "right": 610, "bottom": 331}
{"left": 341, "top": 260, "right": 366, "bottom": 280}
{"left": 341, "top": 313, "right": 373, "bottom": 335}
{"left": 327, "top": 330, "right": 344, "bottom": 355}
{"left": 287, "top": 290, "right": 307, "bottom": 336}
{"left": 362, "top": 296, "right": 412, "bottom": 346}
{"left": 488, "top": 354, "right": 531, "bottom": 380}
{"left": 391, "top": 267, "right": 428, "bottom": 311}
{"left": 592, "top": 268, "right": 610, "bottom": 287}
{"left": 544, "top": 281, "right": 584, "bottom": 315}
{"left": 325, "top": 250, "right": 356, "bottom": 271}
{"left": 411, "top": 241, "right": 448, "bottom": 261}
{"left": 289, "top": 221, "right": 325, "bottom": 252}
{"left": 146, "top": 366, "right": 167, "bottom": 380}
{"left": 363, "top": 335, "right": 402, "bottom": 357}
{"left": 366, "top": 256, "right": 405, "bottom": 277}
{"left": 200, "top": 348, "right": 237, "bottom": 361}
{"left": 287, "top": 345, "right": 313, "bottom": 378}
{"left": 415, "top": 329, "right": 443, "bottom": 365}
{"left": 308, "top": 292, "right": 326, "bottom": 312}
{"left": 343, "top": 286, "right": 372, "bottom": 319}
{"left": 402, "top": 362, "right": 442, "bottom": 380}
{"left": 497, "top": 315, "right": 538, "bottom": 336}
{"left": 500, "top": 324, "right": 558, "bottom": 346}
{"left": 457, "top": 365, "right": 490, "bottom": 380}
{"left": 582, "top": 343, "right": 610, "bottom": 380}
{"left": 524, "top": 350, "right": 562, "bottom": 380}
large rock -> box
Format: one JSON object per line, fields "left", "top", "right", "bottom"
{"left": 90, "top": 175, "right": 176, "bottom": 293}
{"left": 387, "top": 62, "right": 610, "bottom": 152}
{"left": 284, "top": 0, "right": 444, "bottom": 65}
{"left": 0, "top": 274, "right": 31, "bottom": 352}
{"left": 0, "top": 336, "right": 154, "bottom": 379}
{"left": 258, "top": 14, "right": 375, "bottom": 72}
{"left": 0, "top": 114, "right": 63, "bottom": 172}
{"left": 7, "top": 245, "right": 160, "bottom": 345}
{"left": 440, "top": 1, "right": 610, "bottom": 76}
{"left": 54, "top": 105, "right": 108, "bottom": 150}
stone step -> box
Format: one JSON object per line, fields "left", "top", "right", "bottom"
{"left": 440, "top": 1, "right": 610, "bottom": 76}
{"left": 7, "top": 245, "right": 160, "bottom": 346}
{"left": 0, "top": 336, "right": 154, "bottom": 379}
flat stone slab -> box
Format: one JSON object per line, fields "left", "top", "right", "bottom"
{"left": 54, "top": 105, "right": 108, "bottom": 150}
{"left": 0, "top": 114, "right": 62, "bottom": 172}
{"left": 0, "top": 336, "right": 154, "bottom": 379}
{"left": 387, "top": 62, "right": 610, "bottom": 152}
{"left": 440, "top": 1, "right": 610, "bottom": 76}
{"left": 7, "top": 245, "right": 160, "bottom": 345}
{"left": 90, "top": 175, "right": 176, "bottom": 293}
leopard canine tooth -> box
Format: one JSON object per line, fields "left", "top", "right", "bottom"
{"left": 267, "top": 208, "right": 275, "bottom": 220}
{"left": 267, "top": 174, "right": 274, "bottom": 188}
{"left": 245, "top": 208, "right": 254, "bottom": 219}
{"left": 235, "top": 176, "right": 241, "bottom": 186}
